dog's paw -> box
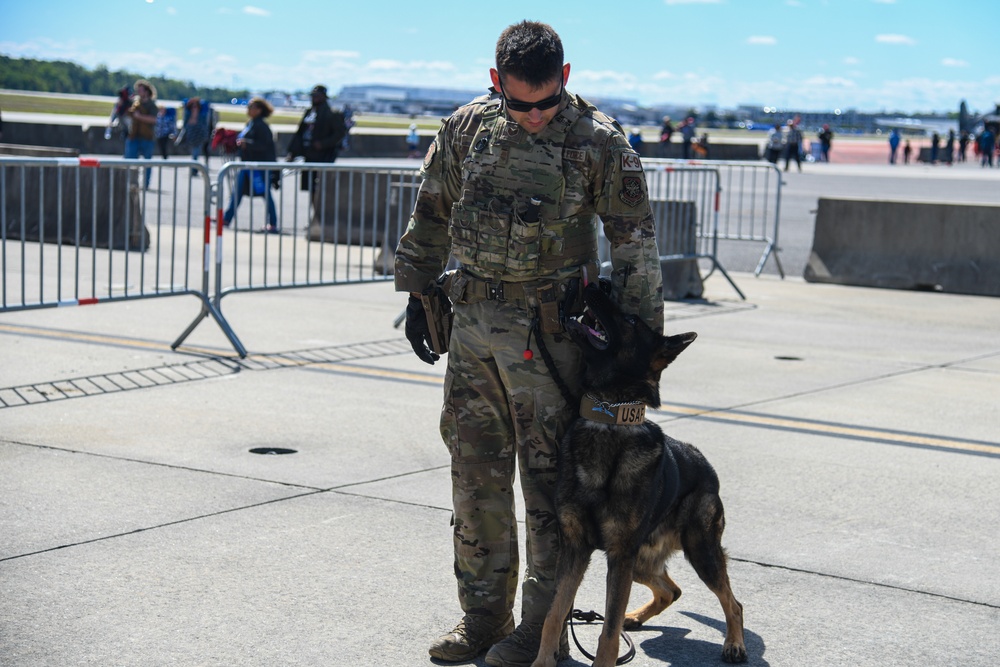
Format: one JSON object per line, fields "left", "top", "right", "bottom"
{"left": 722, "top": 640, "right": 748, "bottom": 663}
{"left": 622, "top": 615, "right": 644, "bottom": 630}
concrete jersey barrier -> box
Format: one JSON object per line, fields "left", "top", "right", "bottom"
{"left": 804, "top": 197, "right": 1000, "bottom": 297}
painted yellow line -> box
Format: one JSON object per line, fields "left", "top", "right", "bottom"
{"left": 310, "top": 361, "right": 443, "bottom": 385}
{"left": 0, "top": 323, "right": 172, "bottom": 350}
{"left": 311, "top": 363, "right": 1000, "bottom": 456}
{"left": 5, "top": 323, "right": 996, "bottom": 456}
{"left": 654, "top": 404, "right": 1000, "bottom": 456}
{"left": 0, "top": 323, "right": 228, "bottom": 356}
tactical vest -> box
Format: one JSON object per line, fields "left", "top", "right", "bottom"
{"left": 448, "top": 95, "right": 598, "bottom": 281}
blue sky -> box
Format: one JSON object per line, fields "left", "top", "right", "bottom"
{"left": 2, "top": 0, "right": 997, "bottom": 114}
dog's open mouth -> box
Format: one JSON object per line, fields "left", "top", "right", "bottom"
{"left": 567, "top": 308, "right": 610, "bottom": 350}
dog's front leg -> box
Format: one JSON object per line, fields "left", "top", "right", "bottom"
{"left": 532, "top": 544, "right": 592, "bottom": 667}
{"left": 593, "top": 553, "right": 636, "bottom": 667}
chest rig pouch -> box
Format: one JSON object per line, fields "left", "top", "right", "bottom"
{"left": 448, "top": 98, "right": 598, "bottom": 280}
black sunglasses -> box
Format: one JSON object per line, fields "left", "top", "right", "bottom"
{"left": 497, "top": 77, "right": 563, "bottom": 113}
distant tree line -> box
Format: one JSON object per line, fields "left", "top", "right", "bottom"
{"left": 0, "top": 55, "right": 251, "bottom": 102}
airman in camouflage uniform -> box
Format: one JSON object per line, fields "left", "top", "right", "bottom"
{"left": 395, "top": 20, "right": 663, "bottom": 667}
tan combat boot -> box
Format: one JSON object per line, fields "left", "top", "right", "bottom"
{"left": 483, "top": 620, "right": 569, "bottom": 667}
{"left": 428, "top": 612, "right": 515, "bottom": 662}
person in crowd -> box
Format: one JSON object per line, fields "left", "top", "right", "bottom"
{"left": 395, "top": 20, "right": 663, "bottom": 667}
{"left": 694, "top": 131, "right": 710, "bottom": 158}
{"left": 154, "top": 106, "right": 176, "bottom": 160}
{"left": 765, "top": 122, "right": 784, "bottom": 164}
{"left": 341, "top": 103, "right": 355, "bottom": 153}
{"left": 680, "top": 116, "right": 696, "bottom": 159}
{"left": 659, "top": 115, "right": 674, "bottom": 157}
{"left": 818, "top": 124, "right": 833, "bottom": 162}
{"left": 628, "top": 127, "right": 644, "bottom": 154}
{"left": 407, "top": 123, "right": 421, "bottom": 158}
{"left": 958, "top": 129, "right": 971, "bottom": 162}
{"left": 105, "top": 86, "right": 131, "bottom": 140}
{"left": 889, "top": 128, "right": 901, "bottom": 164}
{"left": 179, "top": 97, "right": 211, "bottom": 164}
{"left": 930, "top": 131, "right": 940, "bottom": 164}
{"left": 286, "top": 85, "right": 348, "bottom": 192}
{"left": 944, "top": 129, "right": 955, "bottom": 165}
{"left": 783, "top": 118, "right": 802, "bottom": 172}
{"left": 223, "top": 97, "right": 280, "bottom": 233}
{"left": 903, "top": 138, "right": 912, "bottom": 164}
{"left": 124, "top": 79, "right": 158, "bottom": 189}
{"left": 979, "top": 127, "right": 996, "bottom": 168}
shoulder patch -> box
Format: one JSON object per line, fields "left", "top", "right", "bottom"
{"left": 621, "top": 152, "right": 643, "bottom": 172}
{"left": 422, "top": 139, "right": 438, "bottom": 171}
{"left": 619, "top": 176, "right": 645, "bottom": 207}
{"left": 564, "top": 148, "right": 586, "bottom": 163}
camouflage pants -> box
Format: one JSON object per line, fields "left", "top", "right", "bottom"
{"left": 440, "top": 298, "right": 582, "bottom": 624}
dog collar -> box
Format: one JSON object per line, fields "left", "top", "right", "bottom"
{"left": 580, "top": 394, "right": 646, "bottom": 425}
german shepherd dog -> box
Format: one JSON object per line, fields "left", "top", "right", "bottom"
{"left": 532, "top": 283, "right": 747, "bottom": 667}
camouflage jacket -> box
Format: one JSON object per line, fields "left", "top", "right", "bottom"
{"left": 394, "top": 89, "right": 663, "bottom": 332}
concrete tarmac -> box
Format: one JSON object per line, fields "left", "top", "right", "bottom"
{"left": 2, "top": 163, "right": 999, "bottom": 666}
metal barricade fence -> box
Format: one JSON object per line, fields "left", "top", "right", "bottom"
{"left": 4, "top": 158, "right": 763, "bottom": 357}
{"left": 599, "top": 164, "right": 745, "bottom": 299}
{"left": 209, "top": 161, "right": 420, "bottom": 295}
{"left": 0, "top": 156, "right": 243, "bottom": 353}
{"left": 644, "top": 158, "right": 784, "bottom": 277}
{"left": 168, "top": 161, "right": 422, "bottom": 354}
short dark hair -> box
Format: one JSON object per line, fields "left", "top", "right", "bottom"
{"left": 495, "top": 21, "right": 564, "bottom": 87}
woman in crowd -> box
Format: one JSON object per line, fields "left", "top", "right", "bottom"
{"left": 222, "top": 97, "right": 280, "bottom": 233}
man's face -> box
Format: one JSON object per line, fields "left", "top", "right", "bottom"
{"left": 490, "top": 64, "right": 569, "bottom": 135}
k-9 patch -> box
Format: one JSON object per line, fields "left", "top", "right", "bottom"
{"left": 620, "top": 152, "right": 642, "bottom": 172}
{"left": 619, "top": 176, "right": 645, "bottom": 207}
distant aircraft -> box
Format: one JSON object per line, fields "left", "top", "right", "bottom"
{"left": 874, "top": 117, "right": 957, "bottom": 137}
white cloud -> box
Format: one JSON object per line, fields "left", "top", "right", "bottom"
{"left": 802, "top": 75, "right": 856, "bottom": 88}
{"left": 747, "top": 36, "right": 777, "bottom": 46}
{"left": 664, "top": 0, "right": 722, "bottom": 4}
{"left": 301, "top": 49, "right": 360, "bottom": 61}
{"left": 942, "top": 58, "right": 969, "bottom": 67}
{"left": 872, "top": 0, "right": 896, "bottom": 3}
{"left": 243, "top": 6, "right": 270, "bottom": 17}
{"left": 573, "top": 70, "right": 640, "bottom": 87}
{"left": 876, "top": 34, "right": 916, "bottom": 45}
{"left": 843, "top": 56, "right": 861, "bottom": 65}
{"left": 367, "top": 59, "right": 458, "bottom": 74}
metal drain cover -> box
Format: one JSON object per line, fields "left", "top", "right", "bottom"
{"left": 249, "top": 447, "right": 298, "bottom": 455}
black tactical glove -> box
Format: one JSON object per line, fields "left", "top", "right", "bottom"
{"left": 405, "top": 295, "right": 439, "bottom": 365}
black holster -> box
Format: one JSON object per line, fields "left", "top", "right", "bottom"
{"left": 420, "top": 278, "right": 453, "bottom": 355}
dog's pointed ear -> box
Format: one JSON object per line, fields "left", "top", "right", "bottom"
{"left": 651, "top": 332, "right": 697, "bottom": 373}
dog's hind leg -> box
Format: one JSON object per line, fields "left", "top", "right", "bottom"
{"left": 682, "top": 494, "right": 747, "bottom": 663}
{"left": 532, "top": 544, "right": 592, "bottom": 667}
{"left": 624, "top": 568, "right": 683, "bottom": 629}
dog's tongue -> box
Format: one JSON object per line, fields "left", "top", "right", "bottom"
{"left": 576, "top": 308, "right": 609, "bottom": 348}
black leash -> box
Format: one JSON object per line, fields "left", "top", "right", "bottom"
{"left": 530, "top": 316, "right": 579, "bottom": 409}
{"left": 569, "top": 607, "right": 636, "bottom": 664}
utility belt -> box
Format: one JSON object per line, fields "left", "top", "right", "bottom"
{"left": 444, "top": 262, "right": 597, "bottom": 335}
